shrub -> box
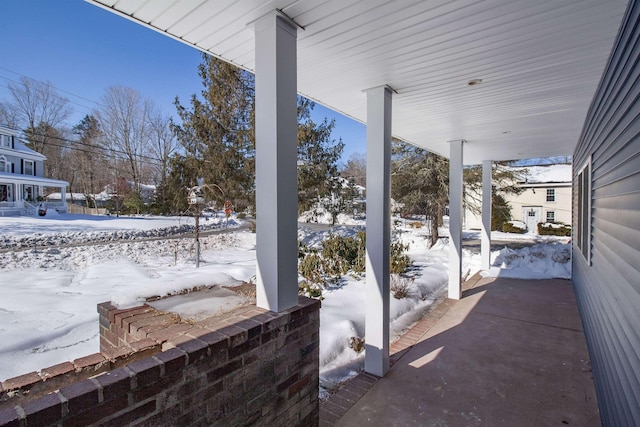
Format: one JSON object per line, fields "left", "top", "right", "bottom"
{"left": 390, "top": 274, "right": 413, "bottom": 299}
{"left": 299, "top": 252, "right": 324, "bottom": 284}
{"left": 297, "top": 231, "right": 411, "bottom": 289}
{"left": 390, "top": 241, "right": 411, "bottom": 274}
{"left": 236, "top": 212, "right": 246, "bottom": 219}
{"left": 299, "top": 281, "right": 323, "bottom": 299}
{"left": 502, "top": 221, "right": 527, "bottom": 234}
{"left": 537, "top": 222, "right": 572, "bottom": 236}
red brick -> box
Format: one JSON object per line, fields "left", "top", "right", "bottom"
{"left": 107, "top": 304, "right": 139, "bottom": 324}
{"left": 2, "top": 371, "right": 41, "bottom": 392}
{"left": 288, "top": 375, "right": 311, "bottom": 397}
{"left": 129, "top": 338, "right": 159, "bottom": 352}
{"left": 63, "top": 395, "right": 128, "bottom": 426}
{"left": 127, "top": 357, "right": 162, "bottom": 388}
{"left": 73, "top": 353, "right": 107, "bottom": 370}
{"left": 114, "top": 305, "right": 154, "bottom": 328}
{"left": 130, "top": 313, "right": 174, "bottom": 330}
{"left": 277, "top": 373, "right": 300, "bottom": 393}
{"left": 234, "top": 318, "right": 263, "bottom": 340}
{"left": 94, "top": 368, "right": 132, "bottom": 401}
{"left": 146, "top": 323, "right": 193, "bottom": 343}
{"left": 97, "top": 301, "right": 116, "bottom": 318}
{"left": 106, "top": 346, "right": 132, "bottom": 361}
{"left": 130, "top": 371, "right": 182, "bottom": 404}
{"left": 40, "top": 362, "right": 74, "bottom": 381}
{"left": 216, "top": 324, "right": 247, "bottom": 347}
{"left": 133, "top": 403, "right": 180, "bottom": 426}
{"left": 176, "top": 338, "right": 210, "bottom": 364}
{"left": 101, "top": 399, "right": 156, "bottom": 426}
{"left": 100, "top": 327, "right": 119, "bottom": 348}
{"left": 59, "top": 379, "right": 100, "bottom": 414}
{"left": 207, "top": 358, "right": 242, "bottom": 382}
{"left": 22, "top": 392, "right": 63, "bottom": 425}
{"left": 154, "top": 347, "right": 187, "bottom": 375}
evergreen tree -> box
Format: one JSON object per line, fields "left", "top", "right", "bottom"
{"left": 169, "top": 54, "right": 255, "bottom": 212}
{"left": 391, "top": 140, "right": 449, "bottom": 246}
{"left": 167, "top": 55, "right": 344, "bottom": 217}
{"left": 296, "top": 97, "right": 344, "bottom": 214}
{"left": 71, "top": 115, "right": 104, "bottom": 208}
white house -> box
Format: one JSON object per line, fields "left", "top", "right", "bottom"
{"left": 0, "top": 126, "right": 68, "bottom": 216}
{"left": 465, "top": 164, "right": 572, "bottom": 232}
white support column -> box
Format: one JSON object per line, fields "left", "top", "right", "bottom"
{"left": 364, "top": 86, "right": 392, "bottom": 377}
{"left": 481, "top": 160, "right": 492, "bottom": 271}
{"left": 61, "top": 186, "right": 67, "bottom": 212}
{"left": 448, "top": 140, "right": 464, "bottom": 300}
{"left": 254, "top": 12, "right": 299, "bottom": 312}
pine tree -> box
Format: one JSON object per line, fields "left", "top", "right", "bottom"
{"left": 391, "top": 140, "right": 449, "bottom": 246}
{"left": 169, "top": 54, "right": 255, "bottom": 212}
{"left": 296, "top": 97, "right": 344, "bottom": 214}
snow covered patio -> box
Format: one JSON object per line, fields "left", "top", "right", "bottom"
{"left": 323, "top": 276, "right": 598, "bottom": 426}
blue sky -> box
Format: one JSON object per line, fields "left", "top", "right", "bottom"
{"left": 0, "top": 0, "right": 366, "bottom": 162}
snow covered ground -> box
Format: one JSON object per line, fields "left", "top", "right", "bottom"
{"left": 0, "top": 212, "right": 571, "bottom": 389}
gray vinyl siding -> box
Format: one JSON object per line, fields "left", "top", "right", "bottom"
{"left": 572, "top": 0, "right": 640, "bottom": 425}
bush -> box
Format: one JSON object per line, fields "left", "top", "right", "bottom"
{"left": 298, "top": 231, "right": 411, "bottom": 288}
{"left": 390, "top": 241, "right": 411, "bottom": 274}
{"left": 390, "top": 274, "right": 413, "bottom": 299}
{"left": 538, "top": 222, "right": 572, "bottom": 236}
{"left": 502, "top": 221, "right": 527, "bottom": 234}
{"left": 321, "top": 232, "right": 365, "bottom": 276}
{"left": 299, "top": 281, "right": 323, "bottom": 299}
{"left": 299, "top": 252, "right": 323, "bottom": 284}
{"left": 236, "top": 212, "right": 246, "bottom": 219}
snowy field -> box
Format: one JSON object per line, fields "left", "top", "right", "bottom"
{"left": 0, "top": 212, "right": 571, "bottom": 390}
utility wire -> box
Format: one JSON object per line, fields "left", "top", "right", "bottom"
{"left": 2, "top": 125, "right": 167, "bottom": 167}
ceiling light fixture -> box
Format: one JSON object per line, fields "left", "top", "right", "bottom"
{"left": 467, "top": 79, "right": 483, "bottom": 86}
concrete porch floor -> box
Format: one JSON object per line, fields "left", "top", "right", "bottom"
{"left": 324, "top": 277, "right": 600, "bottom": 426}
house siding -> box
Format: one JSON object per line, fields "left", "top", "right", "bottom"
{"left": 572, "top": 0, "right": 640, "bottom": 425}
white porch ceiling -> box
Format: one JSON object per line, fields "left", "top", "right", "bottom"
{"left": 87, "top": 0, "right": 628, "bottom": 164}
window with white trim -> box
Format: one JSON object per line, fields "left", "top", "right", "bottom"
{"left": 546, "top": 211, "right": 555, "bottom": 223}
{"left": 546, "top": 188, "right": 556, "bottom": 202}
{"left": 0, "top": 156, "right": 6, "bottom": 173}
{"left": 24, "top": 160, "right": 34, "bottom": 176}
{"left": 0, "top": 134, "right": 12, "bottom": 148}
{"left": 577, "top": 158, "right": 592, "bottom": 263}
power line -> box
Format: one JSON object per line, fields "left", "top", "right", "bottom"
{"left": 3, "top": 125, "right": 167, "bottom": 167}
{"left": 0, "top": 66, "right": 106, "bottom": 111}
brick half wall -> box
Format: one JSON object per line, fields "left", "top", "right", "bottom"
{"left": 0, "top": 296, "right": 321, "bottom": 426}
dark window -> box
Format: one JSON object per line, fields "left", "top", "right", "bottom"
{"left": 577, "top": 160, "right": 591, "bottom": 263}
{"left": 546, "top": 188, "right": 556, "bottom": 202}
{"left": 546, "top": 211, "right": 555, "bottom": 222}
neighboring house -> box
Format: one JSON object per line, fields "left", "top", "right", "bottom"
{"left": 0, "top": 126, "right": 68, "bottom": 216}
{"left": 464, "top": 164, "right": 572, "bottom": 232}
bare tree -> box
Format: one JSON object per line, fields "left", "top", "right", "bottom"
{"left": 4, "top": 76, "right": 71, "bottom": 154}
{"left": 96, "top": 85, "right": 152, "bottom": 192}
{"left": 0, "top": 103, "right": 19, "bottom": 129}
{"left": 147, "top": 108, "right": 178, "bottom": 186}
{"left": 341, "top": 152, "right": 366, "bottom": 187}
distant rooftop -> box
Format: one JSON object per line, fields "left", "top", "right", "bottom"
{"left": 509, "top": 163, "right": 572, "bottom": 184}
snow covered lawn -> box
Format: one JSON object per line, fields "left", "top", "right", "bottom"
{"left": 0, "top": 213, "right": 571, "bottom": 389}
